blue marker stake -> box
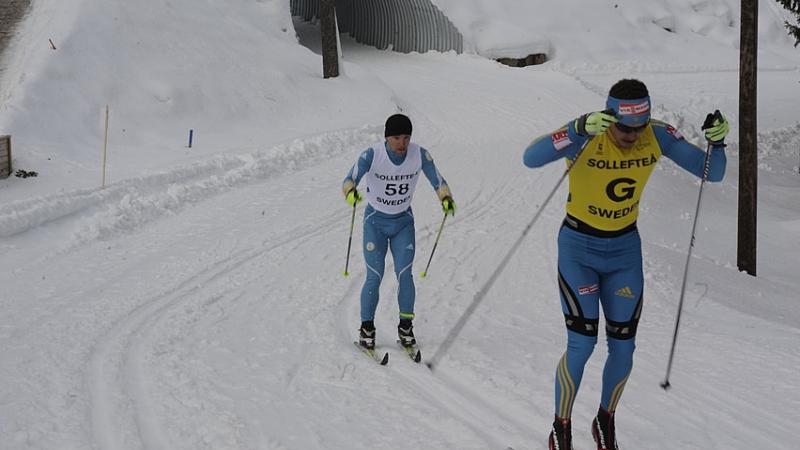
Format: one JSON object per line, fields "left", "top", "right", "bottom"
{"left": 188, "top": 129, "right": 194, "bottom": 148}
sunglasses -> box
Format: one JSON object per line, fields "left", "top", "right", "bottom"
{"left": 615, "top": 122, "right": 649, "bottom": 133}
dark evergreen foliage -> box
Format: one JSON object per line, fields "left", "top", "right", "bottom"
{"left": 776, "top": 0, "right": 800, "bottom": 46}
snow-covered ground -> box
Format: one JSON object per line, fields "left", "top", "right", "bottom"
{"left": 1, "top": 1, "right": 799, "bottom": 449}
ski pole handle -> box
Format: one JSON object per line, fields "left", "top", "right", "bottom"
{"left": 701, "top": 110, "right": 723, "bottom": 131}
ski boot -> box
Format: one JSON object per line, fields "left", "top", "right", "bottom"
{"left": 548, "top": 415, "right": 573, "bottom": 450}
{"left": 397, "top": 318, "right": 417, "bottom": 348}
{"left": 591, "top": 407, "right": 619, "bottom": 450}
{"left": 359, "top": 321, "right": 376, "bottom": 350}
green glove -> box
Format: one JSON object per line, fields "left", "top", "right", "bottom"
{"left": 702, "top": 111, "right": 729, "bottom": 143}
{"left": 576, "top": 110, "right": 618, "bottom": 136}
{"left": 441, "top": 196, "right": 456, "bottom": 216}
{"left": 346, "top": 189, "right": 362, "bottom": 207}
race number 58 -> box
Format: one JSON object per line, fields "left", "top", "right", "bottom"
{"left": 385, "top": 183, "right": 409, "bottom": 195}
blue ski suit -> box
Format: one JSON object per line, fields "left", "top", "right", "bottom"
{"left": 524, "top": 119, "right": 726, "bottom": 417}
{"left": 344, "top": 141, "right": 451, "bottom": 323}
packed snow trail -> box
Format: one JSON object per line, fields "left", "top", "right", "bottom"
{"left": 1, "top": 17, "right": 799, "bottom": 450}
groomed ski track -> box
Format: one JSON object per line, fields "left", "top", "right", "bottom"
{"left": 2, "top": 29, "right": 799, "bottom": 450}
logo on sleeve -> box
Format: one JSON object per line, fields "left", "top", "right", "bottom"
{"left": 552, "top": 129, "right": 572, "bottom": 151}
{"left": 666, "top": 124, "right": 684, "bottom": 140}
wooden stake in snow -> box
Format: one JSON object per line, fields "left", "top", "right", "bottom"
{"left": 102, "top": 105, "right": 109, "bottom": 189}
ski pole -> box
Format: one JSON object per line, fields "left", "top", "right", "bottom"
{"left": 420, "top": 213, "right": 448, "bottom": 278}
{"left": 426, "top": 134, "right": 595, "bottom": 371}
{"left": 343, "top": 202, "right": 357, "bottom": 277}
{"left": 661, "top": 112, "right": 720, "bottom": 390}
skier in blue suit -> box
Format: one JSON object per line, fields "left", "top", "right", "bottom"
{"left": 523, "top": 79, "right": 728, "bottom": 450}
{"left": 343, "top": 114, "right": 455, "bottom": 351}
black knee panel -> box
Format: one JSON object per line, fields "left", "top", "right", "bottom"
{"left": 605, "top": 318, "right": 639, "bottom": 340}
{"left": 564, "top": 315, "right": 600, "bottom": 337}
{"left": 605, "top": 296, "right": 643, "bottom": 340}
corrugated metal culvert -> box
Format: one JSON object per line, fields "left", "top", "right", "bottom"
{"left": 290, "top": 0, "right": 463, "bottom": 54}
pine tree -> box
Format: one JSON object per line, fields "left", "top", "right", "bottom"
{"left": 776, "top": 0, "right": 800, "bottom": 46}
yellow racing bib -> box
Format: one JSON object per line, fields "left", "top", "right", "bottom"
{"left": 566, "top": 126, "right": 662, "bottom": 231}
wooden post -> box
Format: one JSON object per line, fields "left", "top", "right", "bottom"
{"left": 0, "top": 135, "right": 11, "bottom": 179}
{"left": 102, "top": 105, "right": 109, "bottom": 189}
{"left": 320, "top": 0, "right": 339, "bottom": 78}
{"left": 738, "top": 0, "right": 758, "bottom": 276}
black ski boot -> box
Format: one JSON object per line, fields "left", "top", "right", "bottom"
{"left": 359, "top": 321, "right": 376, "bottom": 350}
{"left": 548, "top": 415, "right": 573, "bottom": 450}
{"left": 591, "top": 407, "right": 619, "bottom": 450}
{"left": 397, "top": 318, "right": 416, "bottom": 348}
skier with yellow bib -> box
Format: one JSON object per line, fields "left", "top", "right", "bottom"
{"left": 523, "top": 79, "right": 729, "bottom": 450}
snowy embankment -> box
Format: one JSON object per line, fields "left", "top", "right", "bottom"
{"left": 0, "top": 127, "right": 382, "bottom": 250}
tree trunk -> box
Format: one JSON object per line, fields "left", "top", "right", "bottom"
{"left": 738, "top": 0, "right": 758, "bottom": 276}
{"left": 320, "top": 0, "right": 339, "bottom": 79}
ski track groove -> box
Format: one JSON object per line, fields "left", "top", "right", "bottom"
{"left": 330, "top": 152, "right": 551, "bottom": 448}
{"left": 87, "top": 210, "right": 342, "bottom": 449}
